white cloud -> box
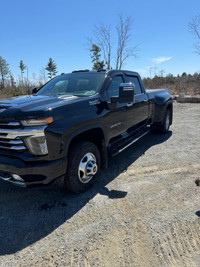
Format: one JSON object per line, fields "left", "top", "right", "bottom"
{"left": 153, "top": 56, "right": 173, "bottom": 64}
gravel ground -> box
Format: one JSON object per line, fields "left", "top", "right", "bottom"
{"left": 0, "top": 102, "right": 200, "bottom": 267}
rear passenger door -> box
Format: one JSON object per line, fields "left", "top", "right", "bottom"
{"left": 125, "top": 75, "right": 149, "bottom": 126}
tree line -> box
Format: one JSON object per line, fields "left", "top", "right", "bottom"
{"left": 0, "top": 57, "right": 58, "bottom": 90}
{"left": 143, "top": 72, "right": 200, "bottom": 95}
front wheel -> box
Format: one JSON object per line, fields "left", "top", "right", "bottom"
{"left": 64, "top": 141, "right": 100, "bottom": 193}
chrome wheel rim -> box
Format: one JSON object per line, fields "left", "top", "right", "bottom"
{"left": 78, "top": 153, "right": 98, "bottom": 183}
{"left": 165, "top": 112, "right": 170, "bottom": 130}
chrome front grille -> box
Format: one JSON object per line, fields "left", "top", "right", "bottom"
{"left": 0, "top": 122, "right": 21, "bottom": 129}
{"left": 0, "top": 121, "right": 26, "bottom": 152}
{"left": 0, "top": 137, "right": 26, "bottom": 151}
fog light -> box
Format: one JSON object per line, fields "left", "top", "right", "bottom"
{"left": 25, "top": 136, "right": 48, "bottom": 155}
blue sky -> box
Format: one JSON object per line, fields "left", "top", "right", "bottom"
{"left": 1, "top": 0, "right": 200, "bottom": 82}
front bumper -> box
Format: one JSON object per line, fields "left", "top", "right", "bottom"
{"left": 0, "top": 154, "right": 67, "bottom": 187}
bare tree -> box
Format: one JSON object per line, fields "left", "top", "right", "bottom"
{"left": 159, "top": 69, "right": 166, "bottom": 78}
{"left": 94, "top": 23, "right": 112, "bottom": 69}
{"left": 26, "top": 67, "right": 29, "bottom": 86}
{"left": 0, "top": 56, "right": 10, "bottom": 89}
{"left": 189, "top": 15, "right": 200, "bottom": 55}
{"left": 39, "top": 67, "right": 47, "bottom": 84}
{"left": 9, "top": 72, "right": 15, "bottom": 87}
{"left": 116, "top": 13, "right": 138, "bottom": 70}
{"left": 89, "top": 13, "right": 138, "bottom": 70}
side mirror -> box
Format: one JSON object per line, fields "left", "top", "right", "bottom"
{"left": 32, "top": 87, "right": 37, "bottom": 94}
{"left": 110, "top": 83, "right": 135, "bottom": 104}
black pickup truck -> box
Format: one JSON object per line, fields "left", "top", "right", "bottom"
{"left": 0, "top": 70, "right": 173, "bottom": 193}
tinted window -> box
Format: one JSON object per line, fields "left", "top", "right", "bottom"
{"left": 37, "top": 73, "right": 105, "bottom": 97}
{"left": 107, "top": 76, "right": 123, "bottom": 98}
{"left": 126, "top": 76, "right": 142, "bottom": 95}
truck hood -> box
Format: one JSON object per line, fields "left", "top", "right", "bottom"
{"left": 0, "top": 95, "right": 79, "bottom": 109}
{"left": 0, "top": 94, "right": 79, "bottom": 120}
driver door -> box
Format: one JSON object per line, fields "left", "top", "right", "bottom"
{"left": 105, "top": 75, "right": 135, "bottom": 140}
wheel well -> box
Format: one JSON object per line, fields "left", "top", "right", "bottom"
{"left": 67, "top": 128, "right": 107, "bottom": 168}
{"left": 68, "top": 128, "right": 104, "bottom": 150}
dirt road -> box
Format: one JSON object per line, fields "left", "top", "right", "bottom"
{"left": 0, "top": 102, "right": 200, "bottom": 267}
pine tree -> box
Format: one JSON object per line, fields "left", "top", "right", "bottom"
{"left": 45, "top": 58, "right": 58, "bottom": 79}
{"left": 0, "top": 56, "right": 10, "bottom": 89}
{"left": 19, "top": 60, "right": 26, "bottom": 85}
{"left": 90, "top": 44, "right": 105, "bottom": 70}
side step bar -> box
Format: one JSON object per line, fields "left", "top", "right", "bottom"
{"left": 110, "top": 129, "right": 150, "bottom": 156}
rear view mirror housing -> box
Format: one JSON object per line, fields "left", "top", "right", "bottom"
{"left": 32, "top": 87, "right": 38, "bottom": 94}
{"left": 110, "top": 83, "right": 135, "bottom": 104}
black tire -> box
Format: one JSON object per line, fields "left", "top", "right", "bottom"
{"left": 64, "top": 141, "right": 100, "bottom": 193}
{"left": 151, "top": 108, "right": 171, "bottom": 134}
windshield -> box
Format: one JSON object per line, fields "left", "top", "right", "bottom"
{"left": 36, "top": 73, "right": 105, "bottom": 97}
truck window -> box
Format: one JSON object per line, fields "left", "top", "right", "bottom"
{"left": 126, "top": 76, "right": 142, "bottom": 95}
{"left": 107, "top": 76, "right": 124, "bottom": 98}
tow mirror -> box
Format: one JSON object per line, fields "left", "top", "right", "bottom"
{"left": 110, "top": 83, "right": 135, "bottom": 104}
{"left": 32, "top": 87, "right": 38, "bottom": 94}
{"left": 119, "top": 83, "right": 135, "bottom": 102}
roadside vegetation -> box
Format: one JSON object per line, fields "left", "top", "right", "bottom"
{"left": 143, "top": 72, "right": 200, "bottom": 96}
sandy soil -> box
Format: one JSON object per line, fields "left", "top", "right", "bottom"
{"left": 0, "top": 102, "right": 200, "bottom": 267}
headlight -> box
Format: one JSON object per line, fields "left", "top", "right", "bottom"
{"left": 25, "top": 136, "right": 48, "bottom": 155}
{"left": 21, "top": 117, "right": 53, "bottom": 126}
{"left": 21, "top": 117, "right": 53, "bottom": 155}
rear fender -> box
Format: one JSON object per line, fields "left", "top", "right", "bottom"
{"left": 152, "top": 92, "right": 173, "bottom": 123}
